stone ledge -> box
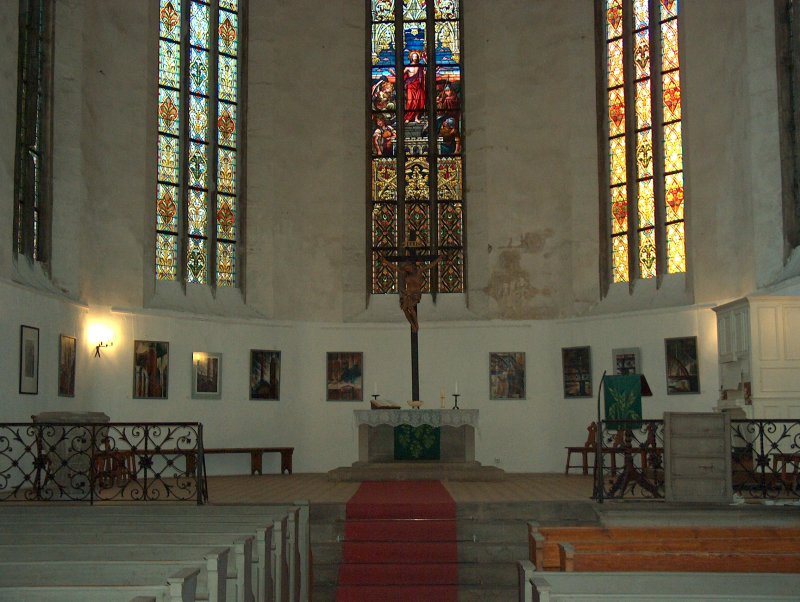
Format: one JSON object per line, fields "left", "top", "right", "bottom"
{"left": 327, "top": 461, "right": 506, "bottom": 482}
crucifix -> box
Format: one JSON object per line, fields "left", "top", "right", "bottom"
{"left": 380, "top": 237, "right": 441, "bottom": 402}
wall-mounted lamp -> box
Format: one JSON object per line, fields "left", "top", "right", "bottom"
{"left": 94, "top": 341, "right": 113, "bottom": 357}
{"left": 88, "top": 324, "right": 115, "bottom": 358}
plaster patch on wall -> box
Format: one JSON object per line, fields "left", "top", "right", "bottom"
{"left": 500, "top": 229, "right": 555, "bottom": 254}
{"left": 484, "top": 249, "right": 541, "bottom": 319}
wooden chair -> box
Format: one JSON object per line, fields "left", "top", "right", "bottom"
{"left": 564, "top": 422, "right": 597, "bottom": 475}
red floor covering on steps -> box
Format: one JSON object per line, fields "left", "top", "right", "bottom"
{"left": 336, "top": 480, "right": 458, "bottom": 602}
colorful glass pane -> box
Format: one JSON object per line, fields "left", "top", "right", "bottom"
{"left": 217, "top": 101, "right": 237, "bottom": 147}
{"left": 661, "top": 0, "right": 678, "bottom": 21}
{"left": 437, "top": 113, "right": 461, "bottom": 155}
{"left": 218, "top": 10, "right": 238, "bottom": 56}
{"left": 159, "top": 40, "right": 181, "bottom": 88}
{"left": 666, "top": 222, "right": 685, "bottom": 273}
{"left": 662, "top": 70, "right": 681, "bottom": 121}
{"left": 611, "top": 234, "right": 629, "bottom": 283}
{"left": 189, "top": 47, "right": 209, "bottom": 94}
{"left": 373, "top": 254, "right": 398, "bottom": 294}
{"left": 159, "top": 0, "right": 181, "bottom": 41}
{"left": 634, "top": 79, "right": 651, "bottom": 129}
{"left": 606, "top": 0, "right": 623, "bottom": 40}
{"left": 372, "top": 112, "right": 398, "bottom": 157}
{"left": 403, "top": 0, "right": 426, "bottom": 21}
{"left": 218, "top": 55, "right": 238, "bottom": 101}
{"left": 403, "top": 65, "right": 428, "bottom": 137}
{"left": 188, "top": 188, "right": 207, "bottom": 236}
{"left": 438, "top": 249, "right": 463, "bottom": 293}
{"left": 189, "top": 1, "right": 210, "bottom": 48}
{"left": 219, "top": 0, "right": 238, "bottom": 10}
{"left": 438, "top": 202, "right": 462, "bottom": 247}
{"left": 372, "top": 159, "right": 397, "bottom": 200}
{"left": 661, "top": 18, "right": 680, "bottom": 71}
{"left": 372, "top": 203, "right": 397, "bottom": 247}
{"left": 405, "top": 157, "right": 429, "bottom": 200}
{"left": 218, "top": 147, "right": 236, "bottom": 194}
{"left": 633, "top": 30, "right": 650, "bottom": 79}
{"left": 663, "top": 122, "right": 682, "bottom": 173}
{"left": 158, "top": 135, "right": 180, "bottom": 184}
{"left": 636, "top": 130, "right": 653, "bottom": 179}
{"left": 156, "top": 232, "right": 178, "bottom": 280}
{"left": 607, "top": 39, "right": 624, "bottom": 88}
{"left": 187, "top": 237, "right": 208, "bottom": 284}
{"left": 157, "top": 184, "right": 179, "bottom": 232}
{"left": 189, "top": 141, "right": 208, "bottom": 188}
{"left": 158, "top": 88, "right": 180, "bottom": 135}
{"left": 609, "top": 136, "right": 627, "bottom": 186}
{"left": 637, "top": 179, "right": 655, "bottom": 228}
{"left": 434, "top": 159, "right": 459, "bottom": 205}
{"left": 633, "top": 0, "right": 649, "bottom": 30}
{"left": 436, "top": 66, "right": 461, "bottom": 109}
{"left": 403, "top": 22, "right": 427, "bottom": 64}
{"left": 372, "top": 68, "right": 397, "bottom": 111}
{"left": 638, "top": 227, "right": 656, "bottom": 279}
{"left": 665, "top": 173, "right": 684, "bottom": 222}
{"left": 610, "top": 185, "right": 628, "bottom": 235}
{"left": 435, "top": 21, "right": 459, "bottom": 64}
{"left": 217, "top": 241, "right": 236, "bottom": 286}
{"left": 372, "top": 23, "right": 396, "bottom": 65}
{"left": 435, "top": 0, "right": 457, "bottom": 19}
{"left": 372, "top": 0, "right": 395, "bottom": 21}
{"left": 189, "top": 95, "right": 208, "bottom": 141}
{"left": 608, "top": 88, "right": 625, "bottom": 137}
{"left": 405, "top": 202, "right": 431, "bottom": 244}
{"left": 217, "top": 194, "right": 237, "bottom": 240}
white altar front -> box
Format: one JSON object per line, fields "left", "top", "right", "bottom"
{"left": 354, "top": 409, "right": 478, "bottom": 463}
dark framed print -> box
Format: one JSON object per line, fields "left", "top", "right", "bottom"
{"left": 665, "top": 336, "right": 700, "bottom": 394}
{"left": 250, "top": 350, "right": 280, "bottom": 400}
{"left": 562, "top": 346, "right": 592, "bottom": 398}
{"left": 19, "top": 325, "right": 39, "bottom": 395}
{"left": 612, "top": 347, "right": 641, "bottom": 376}
{"left": 489, "top": 352, "right": 526, "bottom": 399}
{"left": 133, "top": 340, "right": 169, "bottom": 399}
{"left": 192, "top": 352, "right": 222, "bottom": 399}
{"left": 58, "top": 335, "right": 77, "bottom": 397}
{"left": 326, "top": 352, "right": 363, "bottom": 401}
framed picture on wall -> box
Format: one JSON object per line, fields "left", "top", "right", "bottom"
{"left": 250, "top": 350, "right": 280, "bottom": 400}
{"left": 562, "top": 346, "right": 592, "bottom": 398}
{"left": 665, "top": 336, "right": 700, "bottom": 394}
{"left": 133, "top": 340, "right": 169, "bottom": 399}
{"left": 489, "top": 352, "right": 526, "bottom": 399}
{"left": 19, "top": 325, "right": 39, "bottom": 395}
{"left": 192, "top": 352, "right": 222, "bottom": 399}
{"left": 326, "top": 352, "right": 363, "bottom": 401}
{"left": 612, "top": 347, "right": 640, "bottom": 376}
{"left": 58, "top": 335, "right": 77, "bottom": 397}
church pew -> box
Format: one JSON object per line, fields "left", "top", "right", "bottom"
{"left": 557, "top": 542, "right": 800, "bottom": 572}
{"left": 0, "top": 566, "right": 200, "bottom": 602}
{"left": 516, "top": 562, "right": 800, "bottom": 602}
{"left": 527, "top": 522, "right": 800, "bottom": 570}
{"left": 0, "top": 551, "right": 228, "bottom": 602}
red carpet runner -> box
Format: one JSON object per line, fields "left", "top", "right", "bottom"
{"left": 336, "top": 480, "right": 458, "bottom": 601}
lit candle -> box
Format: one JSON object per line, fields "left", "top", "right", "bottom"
{"left": 454, "top": 381, "right": 459, "bottom": 395}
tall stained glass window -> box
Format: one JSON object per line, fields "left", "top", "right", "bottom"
{"left": 369, "top": 0, "right": 465, "bottom": 295}
{"left": 157, "top": 0, "right": 244, "bottom": 287}
{"left": 14, "top": 0, "right": 53, "bottom": 265}
{"left": 602, "top": 0, "right": 684, "bottom": 284}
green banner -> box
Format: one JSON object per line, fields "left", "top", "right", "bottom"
{"left": 604, "top": 374, "right": 642, "bottom": 430}
{"left": 394, "top": 424, "right": 440, "bottom": 460}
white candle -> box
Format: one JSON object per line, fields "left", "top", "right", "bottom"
{"left": 373, "top": 382, "right": 378, "bottom": 395}
{"left": 454, "top": 381, "right": 459, "bottom": 395}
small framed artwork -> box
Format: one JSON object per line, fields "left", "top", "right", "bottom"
{"left": 19, "top": 325, "right": 40, "bottom": 395}
{"left": 327, "top": 352, "right": 363, "bottom": 401}
{"left": 192, "top": 352, "right": 222, "bottom": 399}
{"left": 489, "top": 352, "right": 526, "bottom": 399}
{"left": 58, "top": 335, "right": 77, "bottom": 397}
{"left": 250, "top": 350, "right": 280, "bottom": 400}
{"left": 612, "top": 347, "right": 640, "bottom": 376}
{"left": 133, "top": 340, "right": 169, "bottom": 399}
{"left": 562, "top": 346, "right": 592, "bottom": 398}
{"left": 665, "top": 336, "right": 700, "bottom": 394}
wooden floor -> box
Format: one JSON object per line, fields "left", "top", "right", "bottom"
{"left": 206, "top": 473, "right": 595, "bottom": 504}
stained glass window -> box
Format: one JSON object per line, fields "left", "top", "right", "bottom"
{"left": 14, "top": 0, "right": 54, "bottom": 265}
{"left": 156, "top": 0, "right": 244, "bottom": 287}
{"left": 602, "top": 0, "right": 685, "bottom": 284}
{"left": 369, "top": 0, "right": 465, "bottom": 295}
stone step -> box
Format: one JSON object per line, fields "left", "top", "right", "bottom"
{"left": 311, "top": 540, "right": 527, "bottom": 565}
{"left": 312, "top": 517, "right": 528, "bottom": 544}
{"left": 313, "top": 561, "right": 518, "bottom": 587}
{"left": 327, "top": 461, "right": 505, "bottom": 482}
{"left": 313, "top": 583, "right": 517, "bottom": 602}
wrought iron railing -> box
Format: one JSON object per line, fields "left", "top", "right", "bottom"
{"left": 0, "top": 422, "right": 207, "bottom": 504}
{"left": 731, "top": 419, "right": 800, "bottom": 500}
{"left": 594, "top": 419, "right": 665, "bottom": 501}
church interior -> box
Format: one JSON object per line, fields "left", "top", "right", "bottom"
{"left": 3, "top": 1, "right": 800, "bottom": 600}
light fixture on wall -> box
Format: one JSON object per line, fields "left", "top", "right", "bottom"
{"left": 88, "top": 324, "right": 115, "bottom": 358}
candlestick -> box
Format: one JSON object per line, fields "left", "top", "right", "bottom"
{"left": 452, "top": 393, "right": 460, "bottom": 410}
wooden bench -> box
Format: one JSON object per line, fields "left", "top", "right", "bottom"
{"left": 203, "top": 447, "right": 294, "bottom": 475}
